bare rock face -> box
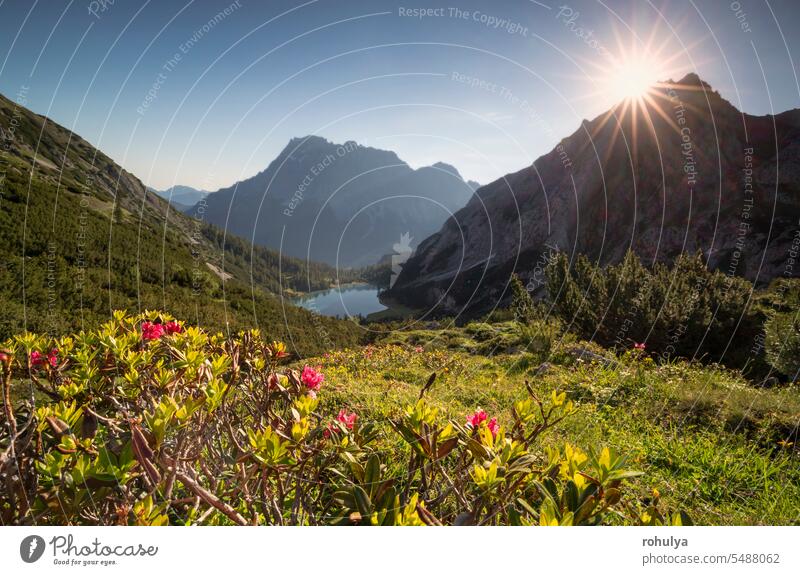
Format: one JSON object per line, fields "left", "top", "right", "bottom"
{"left": 389, "top": 74, "right": 800, "bottom": 315}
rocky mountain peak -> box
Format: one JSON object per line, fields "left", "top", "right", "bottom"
{"left": 389, "top": 75, "right": 800, "bottom": 316}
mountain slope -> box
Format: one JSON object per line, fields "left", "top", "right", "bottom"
{"left": 196, "top": 136, "right": 475, "bottom": 267}
{"left": 389, "top": 74, "right": 800, "bottom": 314}
{"left": 0, "top": 92, "right": 361, "bottom": 353}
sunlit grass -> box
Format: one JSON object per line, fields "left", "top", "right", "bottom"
{"left": 304, "top": 321, "right": 800, "bottom": 525}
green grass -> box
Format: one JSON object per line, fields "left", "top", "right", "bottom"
{"left": 302, "top": 321, "right": 800, "bottom": 525}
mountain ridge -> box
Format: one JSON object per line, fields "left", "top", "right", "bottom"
{"left": 194, "top": 135, "right": 476, "bottom": 267}
{"left": 388, "top": 73, "right": 800, "bottom": 314}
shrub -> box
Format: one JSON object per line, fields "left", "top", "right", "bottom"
{"left": 0, "top": 311, "right": 682, "bottom": 525}
{"left": 764, "top": 311, "right": 800, "bottom": 380}
{"left": 515, "top": 321, "right": 561, "bottom": 357}
{"left": 546, "top": 250, "right": 761, "bottom": 368}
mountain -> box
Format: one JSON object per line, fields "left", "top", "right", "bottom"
{"left": 0, "top": 92, "right": 361, "bottom": 352}
{"left": 152, "top": 185, "right": 209, "bottom": 211}
{"left": 389, "top": 74, "right": 800, "bottom": 315}
{"left": 195, "top": 136, "right": 475, "bottom": 267}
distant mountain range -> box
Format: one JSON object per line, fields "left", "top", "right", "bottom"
{"left": 151, "top": 185, "right": 209, "bottom": 211}
{"left": 193, "top": 136, "right": 477, "bottom": 267}
{"left": 389, "top": 73, "right": 800, "bottom": 314}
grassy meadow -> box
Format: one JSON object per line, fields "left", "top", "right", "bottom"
{"left": 1, "top": 311, "right": 798, "bottom": 526}
{"left": 315, "top": 321, "right": 800, "bottom": 525}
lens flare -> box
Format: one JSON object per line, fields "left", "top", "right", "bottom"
{"left": 608, "top": 55, "right": 661, "bottom": 101}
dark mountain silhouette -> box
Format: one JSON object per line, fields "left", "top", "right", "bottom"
{"left": 389, "top": 73, "right": 800, "bottom": 314}
{"left": 194, "top": 136, "right": 475, "bottom": 267}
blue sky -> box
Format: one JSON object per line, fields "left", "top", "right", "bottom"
{"left": 1, "top": 0, "right": 799, "bottom": 190}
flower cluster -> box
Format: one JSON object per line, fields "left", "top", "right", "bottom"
{"left": 466, "top": 409, "right": 499, "bottom": 438}
{"left": 141, "top": 321, "right": 182, "bottom": 341}
{"left": 324, "top": 408, "right": 358, "bottom": 438}
{"left": 336, "top": 408, "right": 357, "bottom": 429}
{"left": 30, "top": 349, "right": 59, "bottom": 369}
{"left": 301, "top": 365, "right": 324, "bottom": 393}
{"left": 141, "top": 322, "right": 164, "bottom": 341}
{"left": 164, "top": 321, "right": 183, "bottom": 335}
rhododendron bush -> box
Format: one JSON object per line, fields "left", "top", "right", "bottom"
{"left": 0, "top": 311, "right": 685, "bottom": 526}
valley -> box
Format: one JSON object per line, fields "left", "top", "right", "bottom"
{"left": 1, "top": 67, "right": 798, "bottom": 529}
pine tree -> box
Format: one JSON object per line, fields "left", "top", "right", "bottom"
{"left": 545, "top": 249, "right": 759, "bottom": 368}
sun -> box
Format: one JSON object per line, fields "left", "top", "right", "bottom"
{"left": 570, "top": 23, "right": 711, "bottom": 161}
{"left": 577, "top": 22, "right": 691, "bottom": 110}
{"left": 609, "top": 56, "right": 660, "bottom": 101}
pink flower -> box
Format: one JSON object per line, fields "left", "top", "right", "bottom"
{"left": 466, "top": 409, "right": 499, "bottom": 438}
{"left": 466, "top": 409, "right": 488, "bottom": 428}
{"left": 414, "top": 346, "right": 424, "bottom": 353}
{"left": 30, "top": 349, "right": 58, "bottom": 369}
{"left": 301, "top": 366, "right": 324, "bottom": 391}
{"left": 164, "top": 321, "right": 183, "bottom": 335}
{"left": 325, "top": 408, "right": 357, "bottom": 438}
{"left": 141, "top": 322, "right": 166, "bottom": 341}
{"left": 336, "top": 408, "right": 357, "bottom": 430}
{"left": 30, "top": 351, "right": 45, "bottom": 368}
{"left": 634, "top": 342, "right": 646, "bottom": 351}
{"left": 0, "top": 351, "right": 9, "bottom": 364}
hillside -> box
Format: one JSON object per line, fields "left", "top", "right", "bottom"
{"left": 196, "top": 136, "right": 476, "bottom": 267}
{"left": 389, "top": 74, "right": 800, "bottom": 314}
{"left": 0, "top": 92, "right": 361, "bottom": 354}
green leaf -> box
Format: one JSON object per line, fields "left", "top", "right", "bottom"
{"left": 332, "top": 490, "right": 356, "bottom": 509}
{"left": 353, "top": 485, "right": 372, "bottom": 517}
{"left": 364, "top": 454, "right": 380, "bottom": 496}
